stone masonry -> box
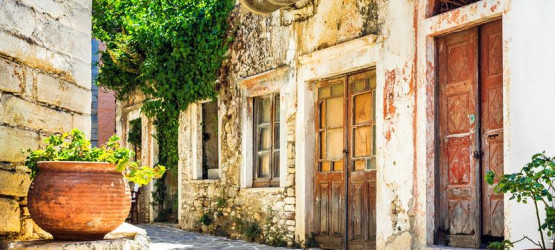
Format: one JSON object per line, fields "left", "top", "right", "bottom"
{"left": 176, "top": 0, "right": 381, "bottom": 246}
{"left": 0, "top": 0, "right": 92, "bottom": 243}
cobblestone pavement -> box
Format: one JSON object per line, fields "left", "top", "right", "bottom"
{"left": 139, "top": 224, "right": 297, "bottom": 250}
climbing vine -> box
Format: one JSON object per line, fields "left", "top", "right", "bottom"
{"left": 92, "top": 0, "right": 235, "bottom": 175}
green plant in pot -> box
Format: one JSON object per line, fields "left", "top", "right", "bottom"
{"left": 486, "top": 152, "right": 555, "bottom": 250}
{"left": 22, "top": 129, "right": 165, "bottom": 240}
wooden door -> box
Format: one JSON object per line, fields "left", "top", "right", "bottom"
{"left": 315, "top": 77, "right": 347, "bottom": 249}
{"left": 347, "top": 71, "right": 377, "bottom": 250}
{"left": 480, "top": 20, "right": 504, "bottom": 239}
{"left": 437, "top": 20, "right": 504, "bottom": 248}
{"left": 314, "top": 70, "right": 376, "bottom": 250}
{"left": 438, "top": 28, "right": 481, "bottom": 248}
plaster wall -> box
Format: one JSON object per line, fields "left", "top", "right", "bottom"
{"left": 504, "top": 1, "right": 555, "bottom": 248}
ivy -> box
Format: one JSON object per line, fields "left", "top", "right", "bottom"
{"left": 92, "top": 0, "right": 235, "bottom": 174}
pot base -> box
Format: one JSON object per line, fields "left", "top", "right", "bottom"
{"left": 53, "top": 232, "right": 107, "bottom": 241}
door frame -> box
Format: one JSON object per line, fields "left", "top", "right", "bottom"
{"left": 296, "top": 35, "right": 381, "bottom": 245}
{"left": 312, "top": 68, "right": 377, "bottom": 249}
{"left": 433, "top": 19, "right": 504, "bottom": 247}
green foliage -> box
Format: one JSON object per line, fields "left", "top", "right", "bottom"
{"left": 262, "top": 207, "right": 287, "bottom": 247}
{"left": 21, "top": 129, "right": 165, "bottom": 185}
{"left": 92, "top": 0, "right": 235, "bottom": 177}
{"left": 487, "top": 239, "right": 514, "bottom": 250}
{"left": 486, "top": 152, "right": 555, "bottom": 250}
{"left": 200, "top": 211, "right": 214, "bottom": 226}
{"left": 235, "top": 218, "right": 262, "bottom": 242}
{"left": 127, "top": 118, "right": 142, "bottom": 149}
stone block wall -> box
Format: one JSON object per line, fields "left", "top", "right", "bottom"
{"left": 0, "top": 0, "right": 92, "bottom": 242}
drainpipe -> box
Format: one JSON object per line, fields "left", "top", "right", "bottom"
{"left": 239, "top": 0, "right": 305, "bottom": 15}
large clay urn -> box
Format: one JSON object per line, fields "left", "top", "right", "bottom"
{"left": 27, "top": 161, "right": 131, "bottom": 240}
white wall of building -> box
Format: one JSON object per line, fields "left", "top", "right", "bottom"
{"left": 505, "top": 1, "right": 555, "bottom": 248}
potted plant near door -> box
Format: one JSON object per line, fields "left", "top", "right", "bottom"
{"left": 21, "top": 129, "right": 165, "bottom": 240}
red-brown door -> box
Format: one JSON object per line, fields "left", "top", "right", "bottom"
{"left": 314, "top": 70, "right": 376, "bottom": 250}
{"left": 438, "top": 27, "right": 481, "bottom": 248}
{"left": 437, "top": 20, "right": 504, "bottom": 248}
{"left": 480, "top": 20, "right": 504, "bottom": 239}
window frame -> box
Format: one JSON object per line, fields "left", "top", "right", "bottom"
{"left": 252, "top": 93, "right": 281, "bottom": 187}
{"left": 189, "top": 99, "right": 221, "bottom": 181}
{"left": 200, "top": 100, "right": 220, "bottom": 180}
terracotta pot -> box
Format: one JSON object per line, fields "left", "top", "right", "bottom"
{"left": 28, "top": 161, "right": 131, "bottom": 240}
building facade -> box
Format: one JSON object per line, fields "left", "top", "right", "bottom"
{"left": 117, "top": 0, "right": 555, "bottom": 249}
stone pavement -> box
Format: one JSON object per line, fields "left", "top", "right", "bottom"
{"left": 139, "top": 224, "right": 297, "bottom": 250}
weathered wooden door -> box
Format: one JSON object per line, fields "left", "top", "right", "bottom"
{"left": 438, "top": 27, "right": 481, "bottom": 248}
{"left": 437, "top": 20, "right": 503, "bottom": 248}
{"left": 314, "top": 70, "right": 376, "bottom": 250}
{"left": 347, "top": 71, "right": 377, "bottom": 250}
{"left": 315, "top": 77, "right": 347, "bottom": 249}
{"left": 480, "top": 20, "right": 504, "bottom": 240}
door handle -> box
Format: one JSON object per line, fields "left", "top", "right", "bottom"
{"left": 473, "top": 151, "right": 483, "bottom": 159}
{"left": 488, "top": 133, "right": 499, "bottom": 139}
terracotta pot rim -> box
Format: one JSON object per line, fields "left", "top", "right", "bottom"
{"left": 37, "top": 161, "right": 120, "bottom": 174}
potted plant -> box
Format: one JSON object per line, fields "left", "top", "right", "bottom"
{"left": 486, "top": 152, "right": 555, "bottom": 250}
{"left": 21, "top": 129, "right": 165, "bottom": 240}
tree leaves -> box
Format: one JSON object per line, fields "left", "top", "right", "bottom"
{"left": 487, "top": 152, "right": 555, "bottom": 249}
{"left": 93, "top": 0, "right": 235, "bottom": 172}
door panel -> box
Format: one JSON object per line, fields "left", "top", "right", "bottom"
{"left": 314, "top": 70, "right": 376, "bottom": 250}
{"left": 348, "top": 71, "right": 376, "bottom": 249}
{"left": 315, "top": 78, "right": 346, "bottom": 249}
{"left": 438, "top": 28, "right": 480, "bottom": 248}
{"left": 480, "top": 20, "right": 504, "bottom": 238}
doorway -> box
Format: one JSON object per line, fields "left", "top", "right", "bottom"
{"left": 313, "top": 69, "right": 377, "bottom": 250}
{"left": 436, "top": 20, "right": 504, "bottom": 248}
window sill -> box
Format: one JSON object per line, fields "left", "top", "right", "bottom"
{"left": 184, "top": 179, "right": 220, "bottom": 184}
{"left": 241, "top": 187, "right": 284, "bottom": 193}
{"left": 422, "top": 245, "right": 481, "bottom": 250}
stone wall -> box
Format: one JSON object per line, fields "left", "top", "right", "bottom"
{"left": 177, "top": 0, "right": 384, "bottom": 246}
{"left": 0, "top": 0, "right": 91, "bottom": 243}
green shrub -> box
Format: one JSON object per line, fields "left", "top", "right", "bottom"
{"left": 200, "top": 212, "right": 214, "bottom": 226}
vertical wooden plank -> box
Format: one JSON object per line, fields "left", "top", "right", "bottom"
{"left": 438, "top": 27, "right": 481, "bottom": 248}
{"left": 480, "top": 19, "right": 504, "bottom": 238}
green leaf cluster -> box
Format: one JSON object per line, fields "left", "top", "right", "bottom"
{"left": 486, "top": 152, "right": 555, "bottom": 249}
{"left": 127, "top": 118, "right": 142, "bottom": 149}
{"left": 92, "top": 0, "right": 235, "bottom": 174}
{"left": 21, "top": 129, "right": 165, "bottom": 186}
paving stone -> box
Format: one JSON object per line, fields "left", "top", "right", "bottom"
{"left": 138, "top": 224, "right": 301, "bottom": 250}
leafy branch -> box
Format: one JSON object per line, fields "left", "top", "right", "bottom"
{"left": 486, "top": 152, "right": 555, "bottom": 249}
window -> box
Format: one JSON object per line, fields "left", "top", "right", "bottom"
{"left": 201, "top": 101, "right": 219, "bottom": 179}
{"left": 434, "top": 0, "right": 479, "bottom": 15}
{"left": 253, "top": 93, "right": 280, "bottom": 187}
